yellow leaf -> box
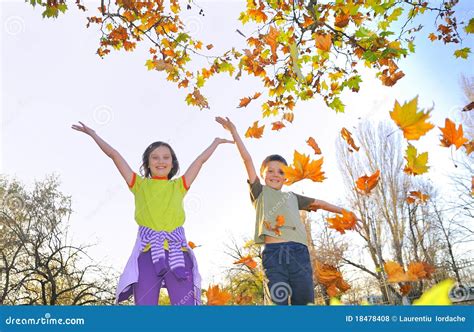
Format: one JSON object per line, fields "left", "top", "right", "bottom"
{"left": 389, "top": 96, "right": 434, "bottom": 140}
{"left": 245, "top": 121, "right": 265, "bottom": 139}
{"left": 413, "top": 279, "right": 454, "bottom": 305}
{"left": 404, "top": 144, "right": 429, "bottom": 176}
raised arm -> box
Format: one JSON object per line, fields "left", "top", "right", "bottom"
{"left": 71, "top": 121, "right": 134, "bottom": 186}
{"left": 183, "top": 137, "right": 234, "bottom": 188}
{"left": 215, "top": 117, "right": 258, "bottom": 183}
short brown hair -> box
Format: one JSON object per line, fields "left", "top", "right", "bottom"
{"left": 260, "top": 154, "right": 288, "bottom": 176}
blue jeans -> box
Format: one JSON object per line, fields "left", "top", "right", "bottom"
{"left": 262, "top": 242, "right": 314, "bottom": 305}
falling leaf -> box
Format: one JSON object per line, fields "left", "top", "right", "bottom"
{"left": 341, "top": 127, "right": 360, "bottom": 152}
{"left": 454, "top": 47, "right": 471, "bottom": 59}
{"left": 326, "top": 209, "right": 357, "bottom": 234}
{"left": 233, "top": 255, "right": 258, "bottom": 269}
{"left": 428, "top": 32, "right": 437, "bottom": 41}
{"left": 355, "top": 169, "right": 380, "bottom": 194}
{"left": 238, "top": 92, "right": 262, "bottom": 108}
{"left": 389, "top": 96, "right": 434, "bottom": 140}
{"left": 315, "top": 33, "right": 332, "bottom": 52}
{"left": 206, "top": 285, "right": 232, "bottom": 305}
{"left": 407, "top": 262, "right": 428, "bottom": 280}
{"left": 306, "top": 137, "right": 322, "bottom": 154}
{"left": 439, "top": 118, "right": 468, "bottom": 149}
{"left": 462, "top": 101, "right": 474, "bottom": 112}
{"left": 283, "top": 112, "right": 294, "bottom": 123}
{"left": 413, "top": 279, "right": 454, "bottom": 305}
{"left": 188, "top": 241, "right": 197, "bottom": 249}
{"left": 206, "top": 44, "right": 214, "bottom": 50}
{"left": 282, "top": 151, "right": 326, "bottom": 185}
{"left": 264, "top": 215, "right": 286, "bottom": 236}
{"left": 464, "top": 140, "right": 474, "bottom": 155}
{"left": 271, "top": 121, "right": 285, "bottom": 131}
{"left": 404, "top": 144, "right": 429, "bottom": 176}
{"left": 315, "top": 261, "right": 351, "bottom": 297}
{"left": 245, "top": 121, "right": 265, "bottom": 139}
{"left": 406, "top": 191, "right": 430, "bottom": 204}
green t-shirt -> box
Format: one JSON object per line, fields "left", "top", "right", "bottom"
{"left": 248, "top": 178, "right": 314, "bottom": 246}
{"left": 129, "top": 173, "right": 189, "bottom": 232}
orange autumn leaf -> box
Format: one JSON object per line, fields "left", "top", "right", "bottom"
{"left": 245, "top": 121, "right": 265, "bottom": 139}
{"left": 400, "top": 284, "right": 412, "bottom": 296}
{"left": 282, "top": 151, "right": 326, "bottom": 185}
{"left": 275, "top": 215, "right": 285, "bottom": 227}
{"left": 302, "top": 14, "right": 314, "bottom": 28}
{"left": 233, "top": 255, "right": 258, "bottom": 269}
{"left": 385, "top": 261, "right": 408, "bottom": 283}
{"left": 389, "top": 96, "right": 434, "bottom": 140}
{"left": 326, "top": 209, "right": 357, "bottom": 234}
{"left": 238, "top": 92, "right": 262, "bottom": 108}
{"left": 188, "top": 241, "right": 197, "bottom": 249}
{"left": 385, "top": 261, "right": 435, "bottom": 283}
{"left": 464, "top": 140, "right": 474, "bottom": 155}
{"left": 341, "top": 127, "right": 360, "bottom": 152}
{"left": 264, "top": 25, "right": 279, "bottom": 62}
{"left": 315, "top": 261, "right": 351, "bottom": 297}
{"left": 271, "top": 121, "right": 285, "bottom": 131}
{"left": 355, "top": 169, "right": 380, "bottom": 194}
{"left": 206, "top": 285, "right": 232, "bottom": 305}
{"left": 306, "top": 137, "right": 322, "bottom": 154}
{"left": 264, "top": 215, "right": 286, "bottom": 236}
{"left": 406, "top": 191, "right": 430, "bottom": 204}
{"left": 315, "top": 33, "right": 332, "bottom": 52}
{"left": 334, "top": 13, "right": 350, "bottom": 28}
{"left": 283, "top": 112, "right": 294, "bottom": 123}
{"left": 380, "top": 70, "right": 405, "bottom": 87}
{"left": 439, "top": 118, "right": 468, "bottom": 149}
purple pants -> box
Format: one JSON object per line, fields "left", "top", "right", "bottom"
{"left": 133, "top": 249, "right": 195, "bottom": 305}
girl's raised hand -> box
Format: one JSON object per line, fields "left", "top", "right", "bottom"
{"left": 214, "top": 137, "right": 235, "bottom": 145}
{"left": 215, "top": 117, "right": 236, "bottom": 133}
{"left": 71, "top": 121, "right": 96, "bottom": 136}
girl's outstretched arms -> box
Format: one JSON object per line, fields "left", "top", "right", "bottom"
{"left": 72, "top": 121, "right": 134, "bottom": 186}
{"left": 215, "top": 117, "right": 258, "bottom": 183}
{"left": 183, "top": 137, "right": 234, "bottom": 188}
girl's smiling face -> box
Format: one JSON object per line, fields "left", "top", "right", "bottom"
{"left": 262, "top": 161, "right": 286, "bottom": 190}
{"left": 148, "top": 145, "right": 173, "bottom": 178}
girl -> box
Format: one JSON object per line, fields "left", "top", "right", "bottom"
{"left": 216, "top": 116, "right": 357, "bottom": 305}
{"left": 72, "top": 121, "right": 233, "bottom": 305}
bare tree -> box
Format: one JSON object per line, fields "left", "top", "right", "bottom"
{"left": 0, "top": 175, "right": 116, "bottom": 305}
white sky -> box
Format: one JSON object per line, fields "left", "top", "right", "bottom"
{"left": 1, "top": 0, "right": 473, "bottom": 289}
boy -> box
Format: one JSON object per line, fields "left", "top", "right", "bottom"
{"left": 216, "top": 116, "right": 351, "bottom": 305}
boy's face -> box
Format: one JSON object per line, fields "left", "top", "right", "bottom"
{"left": 262, "top": 161, "right": 286, "bottom": 190}
{"left": 148, "top": 145, "right": 173, "bottom": 178}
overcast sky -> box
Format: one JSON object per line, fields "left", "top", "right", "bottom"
{"left": 1, "top": 0, "right": 473, "bottom": 290}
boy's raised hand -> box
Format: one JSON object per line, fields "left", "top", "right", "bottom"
{"left": 215, "top": 116, "right": 237, "bottom": 134}
{"left": 71, "top": 121, "right": 96, "bottom": 136}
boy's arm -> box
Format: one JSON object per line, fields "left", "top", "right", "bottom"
{"left": 183, "top": 138, "right": 234, "bottom": 188}
{"left": 216, "top": 117, "right": 258, "bottom": 183}
{"left": 72, "top": 122, "right": 134, "bottom": 186}
{"left": 308, "top": 199, "right": 344, "bottom": 214}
